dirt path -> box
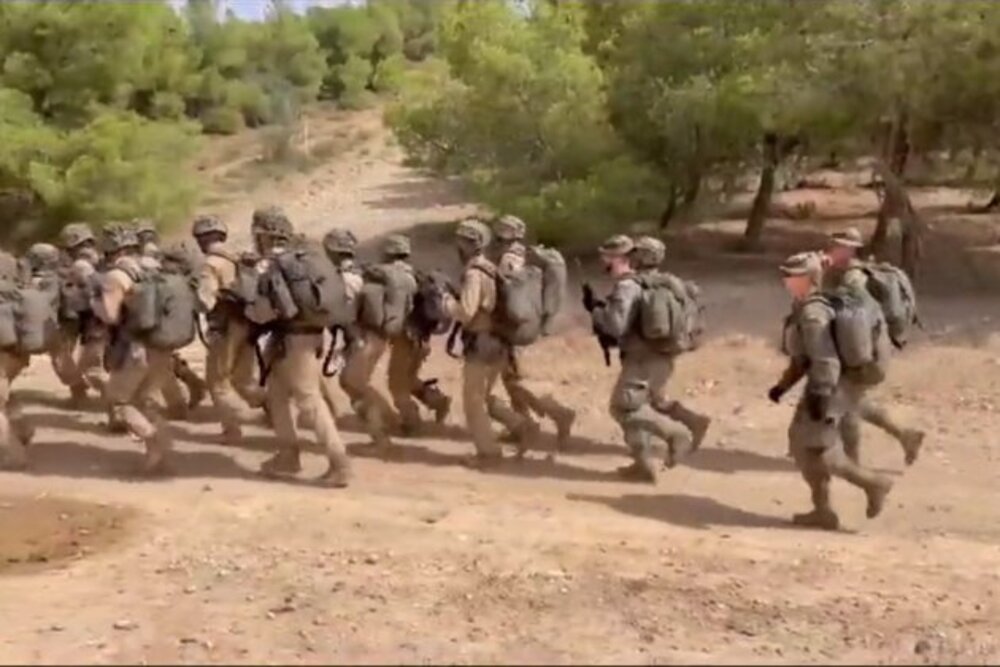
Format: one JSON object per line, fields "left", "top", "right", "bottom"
{"left": 2, "top": 109, "right": 1000, "bottom": 665}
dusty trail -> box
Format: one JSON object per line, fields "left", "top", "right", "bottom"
{"left": 2, "top": 109, "right": 1000, "bottom": 665}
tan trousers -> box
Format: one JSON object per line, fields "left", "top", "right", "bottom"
{"left": 462, "top": 333, "right": 527, "bottom": 459}
{"left": 0, "top": 352, "right": 31, "bottom": 468}
{"left": 266, "top": 333, "right": 345, "bottom": 461}
{"left": 105, "top": 344, "right": 175, "bottom": 465}
{"left": 205, "top": 319, "right": 264, "bottom": 437}
{"left": 341, "top": 334, "right": 394, "bottom": 445}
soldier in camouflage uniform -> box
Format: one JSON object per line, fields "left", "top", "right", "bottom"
{"left": 57, "top": 223, "right": 110, "bottom": 405}
{"left": 192, "top": 214, "right": 265, "bottom": 444}
{"left": 773, "top": 252, "right": 893, "bottom": 530}
{"left": 93, "top": 226, "right": 176, "bottom": 475}
{"left": 444, "top": 218, "right": 532, "bottom": 467}
{"left": 630, "top": 235, "right": 711, "bottom": 449}
{"left": 134, "top": 219, "right": 208, "bottom": 417}
{"left": 490, "top": 215, "right": 574, "bottom": 452}
{"left": 813, "top": 228, "right": 925, "bottom": 465}
{"left": 590, "top": 235, "right": 707, "bottom": 483}
{"left": 321, "top": 228, "right": 363, "bottom": 418}
{"left": 246, "top": 207, "right": 351, "bottom": 487}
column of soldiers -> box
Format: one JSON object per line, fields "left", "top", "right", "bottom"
{"left": 0, "top": 209, "right": 925, "bottom": 531}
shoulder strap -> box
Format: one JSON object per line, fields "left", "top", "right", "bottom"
{"left": 207, "top": 248, "right": 239, "bottom": 266}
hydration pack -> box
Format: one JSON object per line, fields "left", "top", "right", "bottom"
{"left": 637, "top": 272, "right": 704, "bottom": 354}
{"left": 862, "top": 262, "right": 917, "bottom": 348}
{"left": 267, "top": 246, "right": 353, "bottom": 329}
{"left": 359, "top": 262, "right": 418, "bottom": 337}
{"left": 0, "top": 283, "right": 60, "bottom": 355}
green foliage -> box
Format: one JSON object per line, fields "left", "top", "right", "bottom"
{"left": 390, "top": 0, "right": 1000, "bottom": 248}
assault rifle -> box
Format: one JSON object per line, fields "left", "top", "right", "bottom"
{"left": 576, "top": 258, "right": 617, "bottom": 367}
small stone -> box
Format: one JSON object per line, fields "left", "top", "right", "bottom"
{"left": 184, "top": 585, "right": 198, "bottom": 595}
{"left": 113, "top": 620, "right": 137, "bottom": 631}
{"left": 49, "top": 624, "right": 65, "bottom": 632}
{"left": 914, "top": 639, "right": 932, "bottom": 655}
{"left": 179, "top": 637, "right": 198, "bottom": 645}
{"left": 364, "top": 554, "right": 379, "bottom": 565}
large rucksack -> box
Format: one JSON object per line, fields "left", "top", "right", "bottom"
{"left": 0, "top": 283, "right": 60, "bottom": 355}
{"left": 410, "top": 270, "right": 455, "bottom": 339}
{"left": 267, "top": 245, "right": 353, "bottom": 329}
{"left": 124, "top": 264, "right": 198, "bottom": 351}
{"left": 795, "top": 290, "right": 888, "bottom": 386}
{"left": 862, "top": 262, "right": 917, "bottom": 348}
{"left": 637, "top": 272, "right": 705, "bottom": 354}
{"left": 492, "top": 245, "right": 567, "bottom": 346}
{"left": 56, "top": 263, "right": 94, "bottom": 324}
{"left": 527, "top": 245, "right": 567, "bottom": 335}
{"left": 359, "top": 262, "right": 418, "bottom": 337}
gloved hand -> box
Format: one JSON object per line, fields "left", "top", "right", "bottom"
{"left": 805, "top": 392, "right": 830, "bottom": 422}
{"left": 767, "top": 385, "right": 784, "bottom": 404}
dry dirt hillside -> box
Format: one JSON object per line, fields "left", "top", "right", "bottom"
{"left": 2, "top": 106, "right": 1000, "bottom": 665}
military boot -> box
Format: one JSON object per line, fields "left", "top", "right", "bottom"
{"left": 865, "top": 477, "right": 893, "bottom": 519}
{"left": 416, "top": 379, "right": 451, "bottom": 425}
{"left": 513, "top": 418, "right": 541, "bottom": 459}
{"left": 792, "top": 509, "right": 840, "bottom": 531}
{"left": 617, "top": 458, "right": 658, "bottom": 484}
{"left": 139, "top": 433, "right": 172, "bottom": 477}
{"left": 901, "top": 429, "right": 925, "bottom": 466}
{"left": 683, "top": 412, "right": 712, "bottom": 452}
{"left": 260, "top": 448, "right": 302, "bottom": 477}
{"left": 318, "top": 451, "right": 352, "bottom": 488}
{"left": 68, "top": 384, "right": 90, "bottom": 409}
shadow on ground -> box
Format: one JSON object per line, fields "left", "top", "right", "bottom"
{"left": 569, "top": 492, "right": 793, "bottom": 531}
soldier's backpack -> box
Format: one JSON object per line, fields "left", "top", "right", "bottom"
{"left": 799, "top": 290, "right": 888, "bottom": 386}
{"left": 56, "top": 264, "right": 94, "bottom": 324}
{"left": 637, "top": 272, "right": 705, "bottom": 354}
{"left": 0, "top": 284, "right": 60, "bottom": 355}
{"left": 862, "top": 262, "right": 917, "bottom": 349}
{"left": 410, "top": 270, "right": 455, "bottom": 339}
{"left": 124, "top": 260, "right": 199, "bottom": 351}
{"left": 266, "top": 244, "right": 353, "bottom": 329}
{"left": 528, "top": 245, "right": 567, "bottom": 335}
{"left": 359, "top": 262, "right": 418, "bottom": 337}
{"left": 205, "top": 249, "right": 259, "bottom": 308}
{"left": 492, "top": 245, "right": 567, "bottom": 346}
{"left": 0, "top": 249, "right": 19, "bottom": 286}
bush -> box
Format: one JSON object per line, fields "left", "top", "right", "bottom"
{"left": 200, "top": 106, "right": 245, "bottom": 135}
{"left": 337, "top": 55, "right": 376, "bottom": 109}
{"left": 372, "top": 54, "right": 408, "bottom": 95}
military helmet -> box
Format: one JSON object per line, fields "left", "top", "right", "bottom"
{"left": 381, "top": 234, "right": 411, "bottom": 258}
{"left": 59, "top": 222, "right": 96, "bottom": 250}
{"left": 323, "top": 228, "right": 358, "bottom": 256}
{"left": 192, "top": 214, "right": 228, "bottom": 239}
{"left": 829, "top": 227, "right": 864, "bottom": 249}
{"left": 25, "top": 243, "right": 61, "bottom": 273}
{"left": 779, "top": 252, "right": 823, "bottom": 284}
{"left": 598, "top": 234, "right": 635, "bottom": 257}
{"left": 494, "top": 214, "right": 527, "bottom": 241}
{"left": 455, "top": 218, "right": 491, "bottom": 250}
{"left": 102, "top": 224, "right": 141, "bottom": 254}
{"left": 133, "top": 218, "right": 158, "bottom": 237}
{"left": 632, "top": 236, "right": 666, "bottom": 269}
{"left": 251, "top": 205, "right": 293, "bottom": 239}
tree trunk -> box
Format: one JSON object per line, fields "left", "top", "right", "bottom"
{"left": 871, "top": 160, "right": 925, "bottom": 278}
{"left": 742, "top": 133, "right": 780, "bottom": 251}
{"left": 658, "top": 186, "right": 679, "bottom": 230}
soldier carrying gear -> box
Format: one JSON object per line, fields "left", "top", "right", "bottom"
{"left": 443, "top": 217, "right": 535, "bottom": 468}
{"left": 245, "top": 211, "right": 353, "bottom": 488}
{"left": 489, "top": 214, "right": 574, "bottom": 456}
{"left": 590, "top": 234, "right": 708, "bottom": 483}
{"left": 91, "top": 222, "right": 176, "bottom": 475}
{"left": 319, "top": 228, "right": 364, "bottom": 423}
{"left": 774, "top": 252, "right": 893, "bottom": 531}
{"left": 191, "top": 214, "right": 265, "bottom": 445}
{"left": 344, "top": 232, "right": 451, "bottom": 448}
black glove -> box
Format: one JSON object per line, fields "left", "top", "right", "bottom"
{"left": 582, "top": 283, "right": 597, "bottom": 313}
{"left": 767, "top": 385, "right": 784, "bottom": 404}
{"left": 805, "top": 392, "right": 830, "bottom": 422}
